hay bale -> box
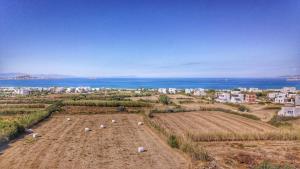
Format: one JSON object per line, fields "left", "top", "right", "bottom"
{"left": 84, "top": 128, "right": 90, "bottom": 132}
{"left": 25, "top": 129, "right": 33, "bottom": 134}
{"left": 111, "top": 120, "right": 116, "bottom": 123}
{"left": 138, "top": 122, "right": 144, "bottom": 126}
{"left": 100, "top": 124, "right": 105, "bottom": 129}
{"left": 66, "top": 118, "right": 71, "bottom": 121}
{"left": 32, "top": 133, "right": 39, "bottom": 138}
{"left": 138, "top": 146, "right": 145, "bottom": 153}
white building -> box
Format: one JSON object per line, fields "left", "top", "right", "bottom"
{"left": 296, "top": 95, "right": 300, "bottom": 106}
{"left": 66, "top": 87, "right": 75, "bottom": 93}
{"left": 185, "top": 89, "right": 193, "bottom": 94}
{"left": 15, "top": 88, "right": 30, "bottom": 95}
{"left": 278, "top": 106, "right": 300, "bottom": 117}
{"left": 282, "top": 87, "right": 297, "bottom": 93}
{"left": 216, "top": 92, "right": 231, "bottom": 103}
{"left": 248, "top": 88, "right": 262, "bottom": 93}
{"left": 194, "top": 88, "right": 206, "bottom": 96}
{"left": 168, "top": 88, "right": 176, "bottom": 94}
{"left": 268, "top": 92, "right": 278, "bottom": 99}
{"left": 54, "top": 87, "right": 65, "bottom": 94}
{"left": 230, "top": 94, "right": 244, "bottom": 103}
{"left": 158, "top": 88, "right": 167, "bottom": 94}
{"left": 274, "top": 93, "right": 287, "bottom": 104}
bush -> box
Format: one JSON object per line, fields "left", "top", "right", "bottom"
{"left": 116, "top": 106, "right": 126, "bottom": 112}
{"left": 267, "top": 115, "right": 298, "bottom": 127}
{"left": 167, "top": 135, "right": 179, "bottom": 148}
{"left": 159, "top": 95, "right": 171, "bottom": 105}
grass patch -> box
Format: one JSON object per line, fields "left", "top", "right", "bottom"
{"left": 159, "top": 95, "right": 171, "bottom": 105}
{"left": 267, "top": 115, "right": 299, "bottom": 127}
{"left": 63, "top": 100, "right": 150, "bottom": 107}
{"left": 186, "top": 131, "right": 300, "bottom": 142}
{"left": 167, "top": 135, "right": 179, "bottom": 148}
{"left": 199, "top": 107, "right": 260, "bottom": 120}
{"left": 225, "top": 103, "right": 250, "bottom": 112}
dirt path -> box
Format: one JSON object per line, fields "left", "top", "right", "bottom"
{"left": 0, "top": 114, "right": 188, "bottom": 169}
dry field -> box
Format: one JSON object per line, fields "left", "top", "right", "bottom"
{"left": 151, "top": 111, "right": 276, "bottom": 137}
{"left": 0, "top": 114, "right": 188, "bottom": 169}
{"left": 201, "top": 140, "right": 300, "bottom": 169}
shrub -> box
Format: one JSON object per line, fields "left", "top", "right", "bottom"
{"left": 116, "top": 106, "right": 126, "bottom": 112}
{"left": 167, "top": 135, "right": 179, "bottom": 148}
{"left": 267, "top": 115, "right": 297, "bottom": 127}
{"left": 159, "top": 95, "right": 171, "bottom": 105}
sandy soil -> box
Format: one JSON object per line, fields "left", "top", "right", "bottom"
{"left": 0, "top": 114, "right": 188, "bottom": 169}
{"left": 152, "top": 111, "right": 276, "bottom": 137}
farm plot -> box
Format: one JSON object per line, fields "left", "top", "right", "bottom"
{"left": 0, "top": 114, "right": 188, "bottom": 169}
{"left": 151, "top": 111, "right": 276, "bottom": 137}
{"left": 200, "top": 140, "right": 300, "bottom": 169}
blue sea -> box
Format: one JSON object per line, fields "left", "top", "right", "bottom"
{"left": 0, "top": 78, "right": 299, "bottom": 89}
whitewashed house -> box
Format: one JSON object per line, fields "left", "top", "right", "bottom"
{"left": 274, "top": 93, "right": 287, "bottom": 104}
{"left": 278, "top": 106, "right": 300, "bottom": 117}
{"left": 168, "top": 88, "right": 177, "bottom": 94}
{"left": 230, "top": 94, "right": 244, "bottom": 103}
{"left": 15, "top": 88, "right": 30, "bottom": 95}
{"left": 268, "top": 92, "right": 278, "bottom": 100}
{"left": 158, "top": 88, "right": 167, "bottom": 94}
{"left": 54, "top": 87, "right": 65, "bottom": 94}
{"left": 185, "top": 89, "right": 193, "bottom": 94}
{"left": 248, "top": 88, "right": 262, "bottom": 93}
{"left": 194, "top": 88, "right": 206, "bottom": 96}
{"left": 278, "top": 95, "right": 300, "bottom": 117}
{"left": 238, "top": 87, "right": 247, "bottom": 92}
{"left": 216, "top": 92, "right": 231, "bottom": 103}
{"left": 281, "top": 87, "right": 297, "bottom": 93}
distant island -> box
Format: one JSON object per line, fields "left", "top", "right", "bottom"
{"left": 280, "top": 75, "right": 300, "bottom": 81}
{"left": 0, "top": 73, "right": 75, "bottom": 80}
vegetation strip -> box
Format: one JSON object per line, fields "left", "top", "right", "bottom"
{"left": 0, "top": 101, "right": 62, "bottom": 144}
{"left": 63, "top": 100, "right": 150, "bottom": 107}
{"left": 186, "top": 131, "right": 300, "bottom": 142}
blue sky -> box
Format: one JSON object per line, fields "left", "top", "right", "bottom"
{"left": 0, "top": 0, "right": 299, "bottom": 77}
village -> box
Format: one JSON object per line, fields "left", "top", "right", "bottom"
{"left": 1, "top": 86, "right": 299, "bottom": 117}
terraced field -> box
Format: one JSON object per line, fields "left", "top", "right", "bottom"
{"left": 0, "top": 114, "right": 188, "bottom": 169}
{"left": 152, "top": 111, "right": 276, "bottom": 137}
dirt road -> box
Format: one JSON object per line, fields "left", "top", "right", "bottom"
{"left": 0, "top": 114, "right": 188, "bottom": 169}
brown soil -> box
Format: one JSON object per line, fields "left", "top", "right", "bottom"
{"left": 0, "top": 114, "right": 188, "bottom": 169}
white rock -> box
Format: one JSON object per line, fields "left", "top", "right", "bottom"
{"left": 100, "top": 124, "right": 105, "bottom": 129}
{"left": 138, "top": 122, "right": 144, "bottom": 126}
{"left": 138, "top": 146, "right": 145, "bottom": 153}
{"left": 84, "top": 128, "right": 90, "bottom": 132}
{"left": 111, "top": 120, "right": 116, "bottom": 123}
{"left": 32, "top": 133, "right": 39, "bottom": 138}
{"left": 66, "top": 118, "right": 71, "bottom": 121}
{"left": 25, "top": 129, "right": 33, "bottom": 134}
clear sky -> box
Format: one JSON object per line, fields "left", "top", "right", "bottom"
{"left": 0, "top": 0, "right": 299, "bottom": 77}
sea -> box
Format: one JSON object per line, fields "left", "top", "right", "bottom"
{"left": 0, "top": 78, "right": 299, "bottom": 90}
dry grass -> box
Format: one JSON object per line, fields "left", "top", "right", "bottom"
{"left": 186, "top": 131, "right": 300, "bottom": 142}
